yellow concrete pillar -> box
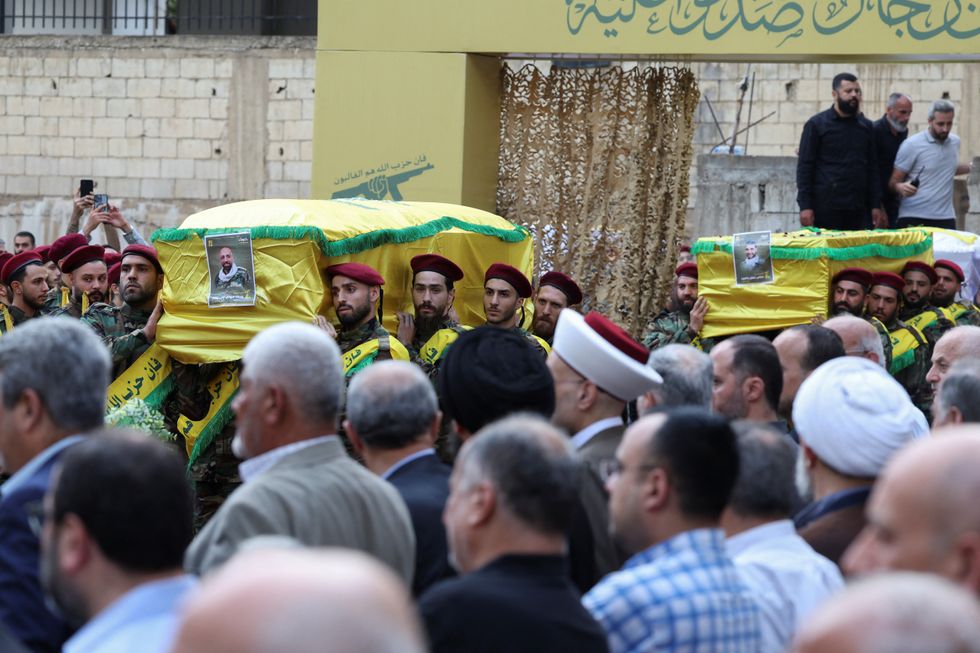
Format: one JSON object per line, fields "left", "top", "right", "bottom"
{"left": 311, "top": 50, "right": 501, "bottom": 212}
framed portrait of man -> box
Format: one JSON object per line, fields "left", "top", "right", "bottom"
{"left": 204, "top": 232, "right": 256, "bottom": 307}
{"left": 733, "top": 231, "right": 775, "bottom": 286}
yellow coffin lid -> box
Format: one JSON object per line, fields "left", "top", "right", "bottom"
{"left": 152, "top": 199, "right": 534, "bottom": 363}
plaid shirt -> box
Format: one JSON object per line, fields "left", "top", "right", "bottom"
{"left": 583, "top": 528, "right": 760, "bottom": 653}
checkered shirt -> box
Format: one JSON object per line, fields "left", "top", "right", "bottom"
{"left": 583, "top": 528, "right": 761, "bottom": 653}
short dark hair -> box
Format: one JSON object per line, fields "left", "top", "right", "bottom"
{"left": 649, "top": 408, "right": 739, "bottom": 520}
{"left": 9, "top": 261, "right": 43, "bottom": 287}
{"left": 937, "top": 359, "right": 980, "bottom": 424}
{"left": 728, "top": 422, "right": 799, "bottom": 519}
{"left": 729, "top": 334, "right": 783, "bottom": 412}
{"left": 832, "top": 72, "right": 858, "bottom": 92}
{"left": 460, "top": 415, "right": 581, "bottom": 535}
{"left": 14, "top": 231, "right": 35, "bottom": 247}
{"left": 789, "top": 324, "right": 846, "bottom": 373}
{"left": 52, "top": 430, "right": 193, "bottom": 572}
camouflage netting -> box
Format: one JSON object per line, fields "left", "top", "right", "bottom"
{"left": 497, "top": 63, "right": 700, "bottom": 336}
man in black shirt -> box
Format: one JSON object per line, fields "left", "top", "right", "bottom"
{"left": 797, "top": 72, "right": 887, "bottom": 231}
{"left": 873, "top": 92, "right": 913, "bottom": 228}
{"left": 419, "top": 415, "right": 609, "bottom": 653}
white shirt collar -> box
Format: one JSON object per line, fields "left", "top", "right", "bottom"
{"left": 725, "top": 519, "right": 796, "bottom": 557}
{"left": 570, "top": 416, "right": 624, "bottom": 451}
{"left": 381, "top": 448, "right": 436, "bottom": 480}
{"left": 238, "top": 435, "right": 337, "bottom": 483}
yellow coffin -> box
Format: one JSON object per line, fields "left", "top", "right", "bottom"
{"left": 151, "top": 199, "right": 534, "bottom": 363}
{"left": 692, "top": 229, "right": 933, "bottom": 340}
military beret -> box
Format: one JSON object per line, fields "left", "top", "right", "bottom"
{"left": 539, "top": 271, "right": 583, "bottom": 306}
{"left": 675, "top": 262, "right": 698, "bottom": 279}
{"left": 107, "top": 262, "right": 121, "bottom": 287}
{"left": 61, "top": 244, "right": 105, "bottom": 274}
{"left": 104, "top": 250, "right": 122, "bottom": 267}
{"left": 484, "top": 263, "right": 533, "bottom": 298}
{"left": 0, "top": 252, "right": 13, "bottom": 274}
{"left": 122, "top": 244, "right": 163, "bottom": 274}
{"left": 1, "top": 251, "right": 43, "bottom": 286}
{"left": 934, "top": 259, "right": 965, "bottom": 283}
{"left": 680, "top": 245, "right": 692, "bottom": 253}
{"left": 901, "top": 261, "right": 938, "bottom": 285}
{"left": 34, "top": 245, "right": 52, "bottom": 264}
{"left": 871, "top": 271, "right": 906, "bottom": 295}
{"left": 49, "top": 233, "right": 89, "bottom": 266}
{"left": 410, "top": 254, "right": 463, "bottom": 282}
{"left": 326, "top": 262, "right": 385, "bottom": 286}
{"left": 832, "top": 267, "right": 872, "bottom": 290}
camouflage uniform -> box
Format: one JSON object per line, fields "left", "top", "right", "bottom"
{"left": 215, "top": 266, "right": 251, "bottom": 292}
{"left": 337, "top": 318, "right": 398, "bottom": 372}
{"left": 81, "top": 302, "right": 153, "bottom": 379}
{"left": 40, "top": 286, "right": 66, "bottom": 315}
{"left": 407, "top": 317, "right": 459, "bottom": 364}
{"left": 642, "top": 309, "right": 714, "bottom": 352}
{"left": 47, "top": 296, "right": 84, "bottom": 319}
{"left": 5, "top": 305, "right": 32, "bottom": 329}
{"left": 867, "top": 317, "right": 894, "bottom": 372}
{"left": 940, "top": 300, "right": 980, "bottom": 327}
{"left": 881, "top": 316, "right": 932, "bottom": 417}
{"left": 514, "top": 327, "right": 550, "bottom": 360}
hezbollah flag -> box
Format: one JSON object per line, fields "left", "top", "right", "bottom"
{"left": 151, "top": 199, "right": 535, "bottom": 363}
{"left": 692, "top": 228, "right": 933, "bottom": 339}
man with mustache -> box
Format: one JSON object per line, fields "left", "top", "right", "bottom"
{"left": 929, "top": 259, "right": 980, "bottom": 327}
{"left": 890, "top": 99, "right": 973, "bottom": 230}
{"left": 873, "top": 93, "right": 913, "bottom": 228}
{"left": 1, "top": 251, "right": 50, "bottom": 327}
{"left": 48, "top": 245, "right": 108, "bottom": 319}
{"left": 396, "top": 254, "right": 466, "bottom": 369}
{"left": 829, "top": 267, "right": 894, "bottom": 369}
{"left": 82, "top": 245, "right": 164, "bottom": 380}
{"left": 214, "top": 246, "right": 251, "bottom": 293}
{"left": 317, "top": 263, "right": 409, "bottom": 378}
{"left": 643, "top": 262, "right": 709, "bottom": 351}
{"left": 531, "top": 271, "right": 583, "bottom": 346}
{"left": 899, "top": 261, "right": 938, "bottom": 321}
{"left": 797, "top": 72, "right": 887, "bottom": 230}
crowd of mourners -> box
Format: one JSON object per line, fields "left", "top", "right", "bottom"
{"left": 0, "top": 69, "right": 979, "bottom": 653}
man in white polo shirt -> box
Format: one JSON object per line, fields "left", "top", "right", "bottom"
{"left": 889, "top": 99, "right": 973, "bottom": 230}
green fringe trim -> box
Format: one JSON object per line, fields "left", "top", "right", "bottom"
{"left": 889, "top": 349, "right": 916, "bottom": 375}
{"left": 151, "top": 218, "right": 529, "bottom": 257}
{"left": 345, "top": 351, "right": 379, "bottom": 378}
{"left": 691, "top": 235, "right": 932, "bottom": 261}
{"left": 186, "top": 388, "right": 238, "bottom": 470}
{"left": 143, "top": 374, "right": 175, "bottom": 413}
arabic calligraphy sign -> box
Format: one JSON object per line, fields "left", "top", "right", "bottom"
{"left": 320, "top": 0, "right": 980, "bottom": 57}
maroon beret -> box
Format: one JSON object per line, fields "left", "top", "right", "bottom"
{"left": 832, "top": 267, "right": 872, "bottom": 290}
{"left": 934, "top": 259, "right": 965, "bottom": 283}
{"left": 680, "top": 245, "right": 692, "bottom": 253}
{"left": 0, "top": 252, "right": 13, "bottom": 273}
{"left": 871, "top": 271, "right": 906, "bottom": 295}
{"left": 410, "top": 254, "right": 463, "bottom": 282}
{"left": 484, "top": 263, "right": 532, "bottom": 298}
{"left": 107, "top": 262, "right": 121, "bottom": 287}
{"left": 34, "top": 245, "right": 52, "bottom": 264}
{"left": 539, "top": 271, "right": 583, "bottom": 306}
{"left": 675, "top": 262, "right": 698, "bottom": 279}
{"left": 901, "top": 261, "right": 938, "bottom": 285}
{"left": 121, "top": 244, "right": 163, "bottom": 274}
{"left": 49, "top": 233, "right": 89, "bottom": 266}
{"left": 61, "top": 245, "right": 105, "bottom": 274}
{"left": 1, "top": 251, "right": 43, "bottom": 285}
{"left": 104, "top": 250, "right": 122, "bottom": 267}
{"left": 326, "top": 262, "right": 385, "bottom": 286}
{"left": 584, "top": 312, "right": 648, "bottom": 364}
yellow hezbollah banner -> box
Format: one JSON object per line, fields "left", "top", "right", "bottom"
{"left": 693, "top": 229, "right": 933, "bottom": 340}
{"left": 152, "top": 200, "right": 534, "bottom": 364}
{"left": 106, "top": 344, "right": 173, "bottom": 412}
{"left": 320, "top": 0, "right": 980, "bottom": 58}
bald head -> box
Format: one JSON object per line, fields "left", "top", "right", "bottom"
{"left": 823, "top": 315, "right": 885, "bottom": 367}
{"left": 170, "top": 549, "right": 425, "bottom": 653}
{"left": 926, "top": 326, "right": 980, "bottom": 389}
{"left": 793, "top": 573, "right": 980, "bottom": 653}
{"left": 843, "top": 434, "right": 980, "bottom": 593}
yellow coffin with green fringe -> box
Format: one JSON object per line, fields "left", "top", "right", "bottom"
{"left": 151, "top": 199, "right": 535, "bottom": 364}
{"left": 692, "top": 229, "right": 933, "bottom": 340}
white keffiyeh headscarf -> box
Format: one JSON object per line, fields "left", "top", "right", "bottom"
{"left": 217, "top": 263, "right": 240, "bottom": 282}
{"left": 793, "top": 355, "right": 929, "bottom": 477}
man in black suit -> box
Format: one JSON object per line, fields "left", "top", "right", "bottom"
{"left": 346, "top": 360, "right": 454, "bottom": 596}
{"left": 418, "top": 415, "right": 609, "bottom": 653}
{"left": 0, "top": 318, "right": 110, "bottom": 652}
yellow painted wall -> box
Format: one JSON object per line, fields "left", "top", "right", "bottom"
{"left": 320, "top": 0, "right": 980, "bottom": 59}
{"left": 311, "top": 50, "right": 501, "bottom": 211}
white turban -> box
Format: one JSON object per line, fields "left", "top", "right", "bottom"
{"left": 551, "top": 309, "right": 662, "bottom": 402}
{"left": 793, "top": 355, "right": 928, "bottom": 477}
